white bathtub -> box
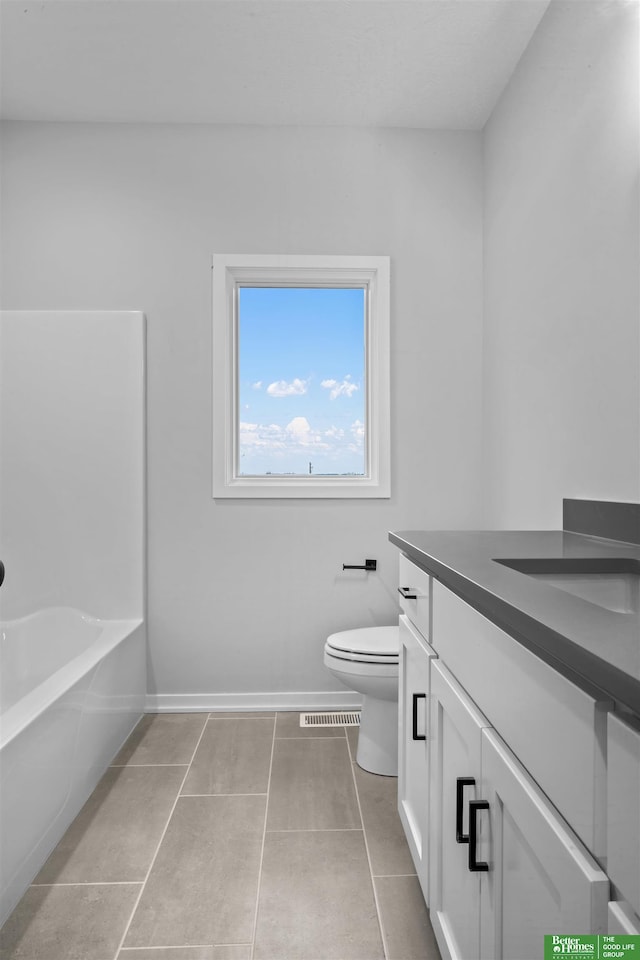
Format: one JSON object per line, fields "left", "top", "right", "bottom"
{"left": 0, "top": 607, "right": 145, "bottom": 925}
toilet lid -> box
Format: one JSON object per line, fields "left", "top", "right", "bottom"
{"left": 326, "top": 626, "right": 399, "bottom": 658}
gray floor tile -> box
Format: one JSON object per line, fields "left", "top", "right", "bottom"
{"left": 112, "top": 714, "right": 208, "bottom": 765}
{"left": 374, "top": 875, "right": 441, "bottom": 960}
{"left": 124, "top": 795, "right": 265, "bottom": 948}
{"left": 353, "top": 766, "right": 416, "bottom": 877}
{"left": 0, "top": 883, "right": 141, "bottom": 960}
{"left": 35, "top": 765, "right": 185, "bottom": 883}
{"left": 275, "top": 712, "right": 346, "bottom": 738}
{"left": 181, "top": 718, "right": 273, "bottom": 795}
{"left": 118, "top": 947, "right": 251, "bottom": 959}
{"left": 267, "top": 738, "right": 360, "bottom": 831}
{"left": 2, "top": 710, "right": 431, "bottom": 960}
{"left": 254, "top": 831, "right": 384, "bottom": 960}
{"left": 346, "top": 725, "right": 359, "bottom": 758}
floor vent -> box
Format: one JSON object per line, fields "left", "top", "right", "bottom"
{"left": 300, "top": 711, "right": 361, "bottom": 728}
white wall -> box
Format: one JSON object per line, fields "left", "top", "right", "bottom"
{"left": 0, "top": 124, "right": 483, "bottom": 706}
{"left": 0, "top": 310, "right": 145, "bottom": 621}
{"left": 482, "top": 0, "right": 640, "bottom": 529}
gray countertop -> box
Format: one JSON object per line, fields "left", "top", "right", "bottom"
{"left": 389, "top": 529, "right": 640, "bottom": 716}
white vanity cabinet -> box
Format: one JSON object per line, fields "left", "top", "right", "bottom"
{"left": 398, "top": 614, "right": 436, "bottom": 904}
{"left": 396, "top": 553, "right": 613, "bottom": 960}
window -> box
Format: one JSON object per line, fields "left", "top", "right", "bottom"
{"left": 212, "top": 254, "right": 390, "bottom": 498}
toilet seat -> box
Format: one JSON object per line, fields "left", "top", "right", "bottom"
{"left": 324, "top": 647, "right": 398, "bottom": 664}
{"left": 323, "top": 648, "right": 399, "bottom": 678}
{"left": 326, "top": 626, "right": 399, "bottom": 660}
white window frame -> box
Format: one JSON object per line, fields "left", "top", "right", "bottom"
{"left": 212, "top": 253, "right": 390, "bottom": 499}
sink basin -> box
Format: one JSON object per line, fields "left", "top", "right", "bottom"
{"left": 493, "top": 557, "right": 640, "bottom": 615}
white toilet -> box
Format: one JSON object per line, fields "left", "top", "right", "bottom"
{"left": 324, "top": 625, "right": 399, "bottom": 776}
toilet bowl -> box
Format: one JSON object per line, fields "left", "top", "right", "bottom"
{"left": 324, "top": 625, "right": 399, "bottom": 776}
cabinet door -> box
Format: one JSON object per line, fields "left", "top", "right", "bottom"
{"left": 607, "top": 711, "right": 640, "bottom": 917}
{"left": 398, "top": 614, "right": 436, "bottom": 904}
{"left": 429, "top": 661, "right": 490, "bottom": 960}
{"left": 479, "top": 728, "right": 609, "bottom": 960}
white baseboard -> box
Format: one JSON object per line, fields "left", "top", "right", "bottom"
{"left": 145, "top": 690, "right": 363, "bottom": 713}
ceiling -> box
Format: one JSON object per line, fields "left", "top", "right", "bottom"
{"left": 0, "top": 0, "right": 551, "bottom": 129}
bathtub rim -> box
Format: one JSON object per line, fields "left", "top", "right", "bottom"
{"left": 0, "top": 612, "right": 144, "bottom": 749}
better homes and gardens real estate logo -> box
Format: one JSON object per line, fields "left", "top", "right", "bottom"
{"left": 544, "top": 936, "right": 640, "bottom": 959}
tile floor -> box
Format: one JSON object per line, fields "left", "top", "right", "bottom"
{"left": 0, "top": 712, "right": 441, "bottom": 960}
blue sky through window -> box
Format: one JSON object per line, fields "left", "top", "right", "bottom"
{"left": 237, "top": 286, "right": 366, "bottom": 476}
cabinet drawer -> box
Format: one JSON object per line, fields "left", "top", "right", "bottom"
{"left": 432, "top": 580, "right": 611, "bottom": 860}
{"left": 398, "top": 554, "right": 431, "bottom": 639}
{"left": 607, "top": 712, "right": 640, "bottom": 917}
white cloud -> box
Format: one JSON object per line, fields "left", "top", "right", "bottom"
{"left": 239, "top": 418, "right": 329, "bottom": 454}
{"left": 321, "top": 376, "right": 359, "bottom": 400}
{"left": 266, "top": 378, "right": 308, "bottom": 398}
{"left": 351, "top": 419, "right": 365, "bottom": 438}
{"left": 239, "top": 411, "right": 366, "bottom": 472}
{"left": 252, "top": 381, "right": 262, "bottom": 390}
{"left": 285, "top": 416, "right": 311, "bottom": 441}
{"left": 239, "top": 422, "right": 285, "bottom": 450}
{"left": 285, "top": 417, "right": 330, "bottom": 449}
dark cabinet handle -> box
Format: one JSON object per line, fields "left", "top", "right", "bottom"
{"left": 468, "top": 800, "right": 490, "bottom": 872}
{"left": 398, "top": 586, "right": 417, "bottom": 599}
{"left": 456, "top": 778, "right": 475, "bottom": 843}
{"left": 412, "top": 693, "right": 427, "bottom": 740}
